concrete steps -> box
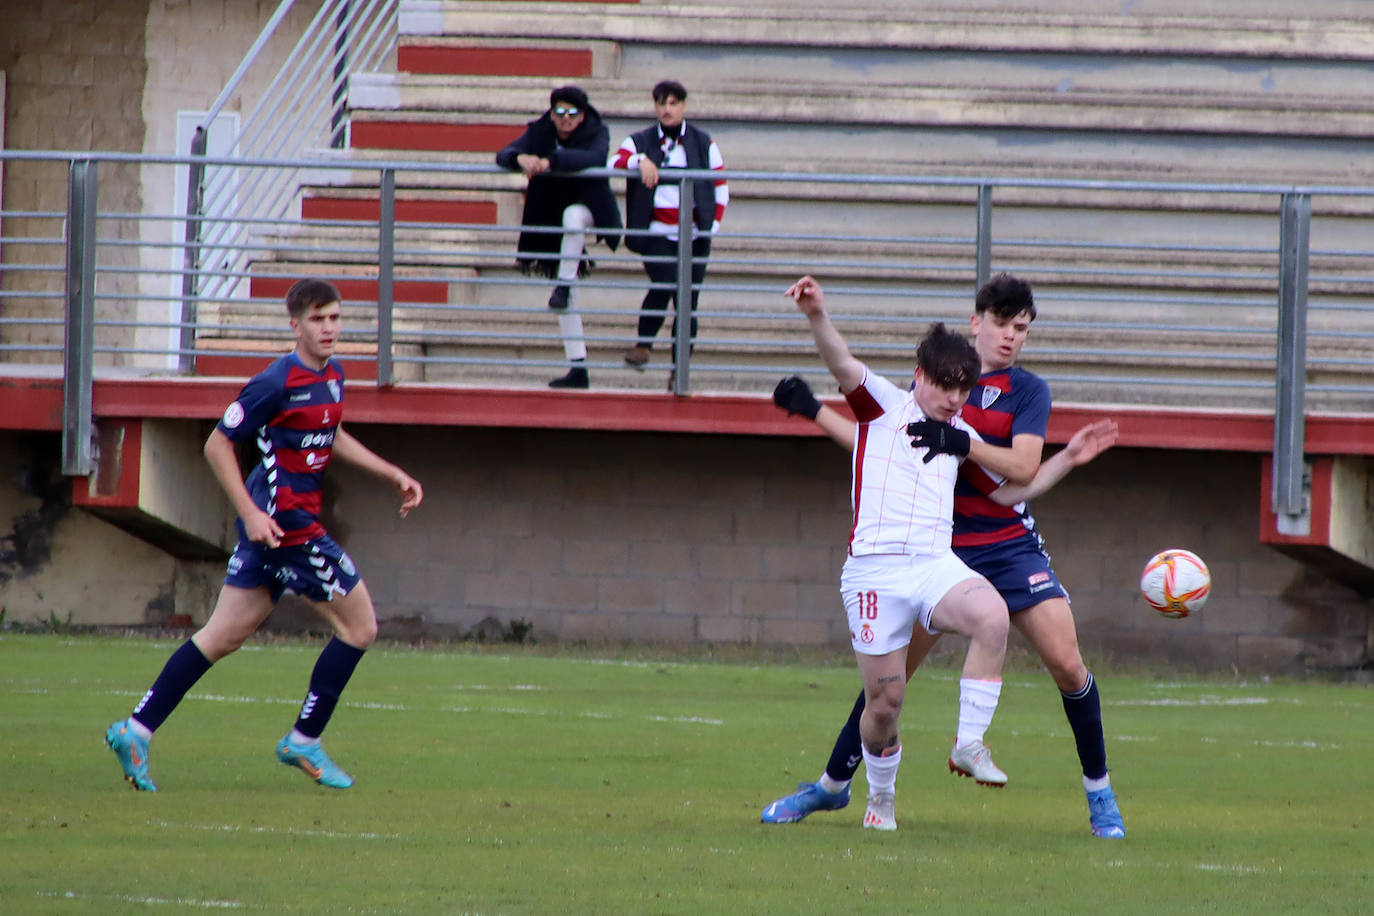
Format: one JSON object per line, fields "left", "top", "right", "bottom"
{"left": 400, "top": 2, "right": 1374, "bottom": 63}
{"left": 350, "top": 72, "right": 1374, "bottom": 142}
{"left": 210, "top": 0, "right": 1374, "bottom": 411}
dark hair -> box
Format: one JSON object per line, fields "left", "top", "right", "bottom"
{"left": 285, "top": 278, "right": 341, "bottom": 319}
{"left": 652, "top": 80, "right": 688, "bottom": 103}
{"left": 974, "top": 272, "right": 1036, "bottom": 321}
{"left": 916, "top": 322, "right": 981, "bottom": 392}
{"left": 550, "top": 85, "right": 589, "bottom": 111}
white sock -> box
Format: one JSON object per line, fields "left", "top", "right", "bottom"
{"left": 861, "top": 743, "right": 902, "bottom": 797}
{"left": 818, "top": 773, "right": 849, "bottom": 795}
{"left": 955, "top": 677, "right": 1002, "bottom": 748}
{"left": 557, "top": 312, "right": 587, "bottom": 361}
{"left": 1084, "top": 773, "right": 1111, "bottom": 793}
{"left": 128, "top": 718, "right": 153, "bottom": 741}
{"left": 289, "top": 729, "right": 320, "bottom": 747}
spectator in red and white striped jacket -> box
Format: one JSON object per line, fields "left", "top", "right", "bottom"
{"left": 610, "top": 80, "right": 728, "bottom": 376}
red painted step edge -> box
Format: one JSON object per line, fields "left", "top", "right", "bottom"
{"left": 398, "top": 45, "right": 593, "bottom": 78}
{"left": 351, "top": 120, "right": 519, "bottom": 153}
{"left": 248, "top": 275, "right": 449, "bottom": 304}
{"left": 302, "top": 196, "right": 498, "bottom": 224}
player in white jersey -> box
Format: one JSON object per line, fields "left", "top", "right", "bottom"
{"left": 788, "top": 274, "right": 1010, "bottom": 831}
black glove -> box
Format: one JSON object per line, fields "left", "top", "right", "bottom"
{"left": 906, "top": 419, "right": 970, "bottom": 463}
{"left": 773, "top": 375, "right": 822, "bottom": 420}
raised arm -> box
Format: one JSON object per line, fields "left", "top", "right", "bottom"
{"left": 331, "top": 425, "right": 424, "bottom": 518}
{"left": 785, "top": 275, "right": 865, "bottom": 393}
{"left": 989, "top": 418, "right": 1117, "bottom": 505}
{"left": 773, "top": 375, "right": 856, "bottom": 449}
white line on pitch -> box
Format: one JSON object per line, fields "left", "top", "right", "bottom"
{"left": 38, "top": 890, "right": 248, "bottom": 908}
{"left": 149, "top": 819, "right": 400, "bottom": 840}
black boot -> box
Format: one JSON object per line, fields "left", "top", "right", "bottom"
{"left": 549, "top": 366, "right": 589, "bottom": 389}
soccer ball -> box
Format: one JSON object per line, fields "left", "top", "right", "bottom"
{"left": 1139, "top": 548, "right": 1210, "bottom": 618}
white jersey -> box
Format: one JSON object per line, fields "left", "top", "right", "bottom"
{"left": 843, "top": 367, "right": 980, "bottom": 558}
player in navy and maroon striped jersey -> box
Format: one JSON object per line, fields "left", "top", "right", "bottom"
{"left": 763, "top": 274, "right": 1127, "bottom": 839}
{"left": 106, "top": 279, "right": 423, "bottom": 793}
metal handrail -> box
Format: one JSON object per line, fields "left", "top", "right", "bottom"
{"left": 5, "top": 149, "right": 1374, "bottom": 535}
{"left": 185, "top": 0, "right": 399, "bottom": 311}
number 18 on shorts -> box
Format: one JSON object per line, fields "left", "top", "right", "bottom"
{"left": 840, "top": 552, "right": 980, "bottom": 655}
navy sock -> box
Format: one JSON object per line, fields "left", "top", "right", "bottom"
{"left": 1061, "top": 672, "right": 1108, "bottom": 780}
{"left": 131, "top": 639, "right": 213, "bottom": 733}
{"left": 293, "top": 637, "right": 366, "bottom": 739}
{"left": 824, "top": 689, "right": 867, "bottom": 783}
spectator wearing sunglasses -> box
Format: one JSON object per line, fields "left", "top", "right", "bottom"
{"left": 497, "top": 85, "right": 622, "bottom": 389}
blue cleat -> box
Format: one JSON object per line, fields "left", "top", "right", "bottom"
{"left": 276, "top": 734, "right": 354, "bottom": 789}
{"left": 106, "top": 718, "right": 157, "bottom": 792}
{"left": 1087, "top": 786, "right": 1126, "bottom": 838}
{"left": 761, "top": 781, "right": 850, "bottom": 824}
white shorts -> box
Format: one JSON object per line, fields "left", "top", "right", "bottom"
{"left": 840, "top": 552, "right": 982, "bottom": 656}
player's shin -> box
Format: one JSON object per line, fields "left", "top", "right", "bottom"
{"left": 131, "top": 638, "right": 214, "bottom": 732}
{"left": 291, "top": 636, "right": 366, "bottom": 741}
{"left": 1061, "top": 671, "right": 1109, "bottom": 781}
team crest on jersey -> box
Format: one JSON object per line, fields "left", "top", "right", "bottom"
{"left": 327, "top": 379, "right": 341, "bottom": 402}
{"left": 980, "top": 387, "right": 1001, "bottom": 410}
{"left": 223, "top": 401, "right": 245, "bottom": 429}
{"left": 860, "top": 624, "right": 875, "bottom": 645}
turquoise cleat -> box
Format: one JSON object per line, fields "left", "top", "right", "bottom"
{"left": 761, "top": 781, "right": 850, "bottom": 824}
{"left": 276, "top": 735, "right": 354, "bottom": 789}
{"left": 1087, "top": 786, "right": 1126, "bottom": 838}
{"left": 106, "top": 718, "right": 157, "bottom": 792}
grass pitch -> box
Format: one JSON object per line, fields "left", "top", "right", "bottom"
{"left": 2, "top": 633, "right": 1371, "bottom": 914}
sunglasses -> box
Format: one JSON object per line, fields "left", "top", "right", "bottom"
{"left": 552, "top": 106, "right": 581, "bottom": 118}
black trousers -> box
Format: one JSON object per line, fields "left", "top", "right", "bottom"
{"left": 636, "top": 235, "right": 711, "bottom": 348}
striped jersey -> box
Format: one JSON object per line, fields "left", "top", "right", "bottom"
{"left": 216, "top": 352, "right": 344, "bottom": 547}
{"left": 952, "top": 366, "right": 1051, "bottom": 548}
{"left": 843, "top": 367, "right": 981, "bottom": 557}
{"left": 610, "top": 121, "right": 728, "bottom": 237}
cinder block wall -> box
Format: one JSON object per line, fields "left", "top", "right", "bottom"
{"left": 334, "top": 424, "right": 1373, "bottom": 674}
{"left": 11, "top": 425, "right": 1362, "bottom": 675}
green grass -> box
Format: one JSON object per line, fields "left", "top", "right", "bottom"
{"left": 2, "top": 633, "right": 1371, "bottom": 914}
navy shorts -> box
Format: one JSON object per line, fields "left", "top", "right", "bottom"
{"left": 955, "top": 535, "right": 1068, "bottom": 614}
{"left": 224, "top": 533, "right": 361, "bottom": 603}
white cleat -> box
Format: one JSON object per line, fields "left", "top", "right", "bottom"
{"left": 948, "top": 740, "right": 1008, "bottom": 787}
{"left": 862, "top": 791, "right": 897, "bottom": 831}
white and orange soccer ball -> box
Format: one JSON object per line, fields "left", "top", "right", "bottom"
{"left": 1139, "top": 548, "right": 1211, "bottom": 618}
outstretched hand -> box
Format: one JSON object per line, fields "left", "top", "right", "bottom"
{"left": 906, "top": 419, "right": 971, "bottom": 463}
{"left": 393, "top": 471, "right": 424, "bottom": 518}
{"left": 1063, "top": 418, "right": 1118, "bottom": 467}
{"left": 773, "top": 375, "right": 822, "bottom": 420}
{"left": 784, "top": 275, "right": 825, "bottom": 317}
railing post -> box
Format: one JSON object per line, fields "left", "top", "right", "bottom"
{"left": 671, "top": 177, "right": 693, "bottom": 396}
{"left": 1273, "top": 191, "right": 1311, "bottom": 535}
{"left": 331, "top": 0, "right": 351, "bottom": 149}
{"left": 63, "top": 159, "right": 98, "bottom": 476}
{"left": 178, "top": 128, "right": 208, "bottom": 373}
{"left": 376, "top": 167, "right": 396, "bottom": 387}
{"left": 975, "top": 183, "right": 993, "bottom": 291}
